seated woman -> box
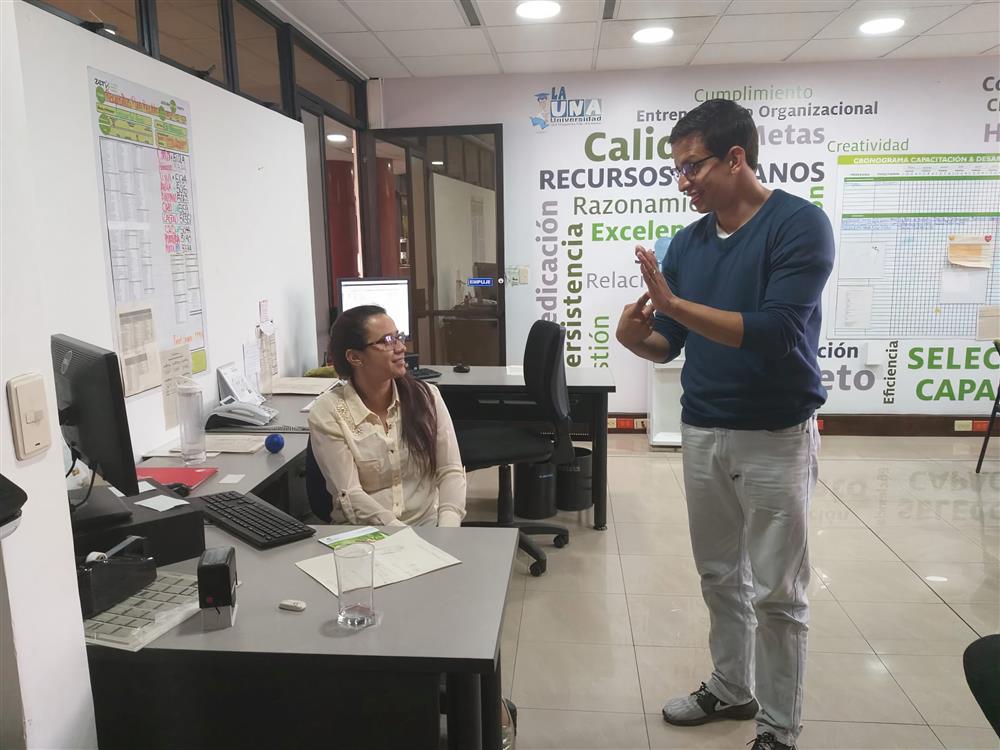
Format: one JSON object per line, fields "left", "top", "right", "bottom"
{"left": 308, "top": 304, "right": 466, "bottom": 528}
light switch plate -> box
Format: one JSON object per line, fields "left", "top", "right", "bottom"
{"left": 6, "top": 373, "right": 51, "bottom": 460}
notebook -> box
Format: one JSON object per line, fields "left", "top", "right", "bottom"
{"left": 135, "top": 466, "right": 218, "bottom": 490}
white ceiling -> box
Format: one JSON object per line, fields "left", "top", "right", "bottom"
{"left": 261, "top": 0, "right": 999, "bottom": 78}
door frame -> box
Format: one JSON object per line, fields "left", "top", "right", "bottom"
{"left": 369, "top": 124, "right": 505, "bottom": 365}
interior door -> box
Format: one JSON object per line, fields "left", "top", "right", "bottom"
{"left": 370, "top": 126, "right": 505, "bottom": 367}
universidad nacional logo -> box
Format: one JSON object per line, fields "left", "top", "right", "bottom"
{"left": 530, "top": 86, "right": 603, "bottom": 131}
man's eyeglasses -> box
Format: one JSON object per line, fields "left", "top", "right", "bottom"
{"left": 667, "top": 154, "right": 718, "bottom": 181}
{"left": 365, "top": 332, "right": 409, "bottom": 349}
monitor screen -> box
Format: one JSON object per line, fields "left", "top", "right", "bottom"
{"left": 338, "top": 278, "right": 411, "bottom": 335}
{"left": 51, "top": 334, "right": 139, "bottom": 498}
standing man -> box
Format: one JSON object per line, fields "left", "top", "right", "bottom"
{"left": 616, "top": 99, "right": 834, "bottom": 750}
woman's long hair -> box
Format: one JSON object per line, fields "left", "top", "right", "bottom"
{"left": 329, "top": 305, "right": 437, "bottom": 474}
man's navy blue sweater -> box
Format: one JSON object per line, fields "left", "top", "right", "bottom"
{"left": 651, "top": 189, "right": 835, "bottom": 430}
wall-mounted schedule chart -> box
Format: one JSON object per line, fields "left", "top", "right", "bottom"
{"left": 89, "top": 69, "right": 208, "bottom": 395}
{"left": 829, "top": 154, "right": 1000, "bottom": 341}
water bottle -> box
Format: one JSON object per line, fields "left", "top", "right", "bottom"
{"left": 176, "top": 377, "right": 206, "bottom": 464}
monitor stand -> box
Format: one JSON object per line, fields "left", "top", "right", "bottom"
{"left": 69, "top": 486, "right": 132, "bottom": 533}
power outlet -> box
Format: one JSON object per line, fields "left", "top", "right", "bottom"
{"left": 607, "top": 417, "right": 617, "bottom": 430}
{"left": 954, "top": 419, "right": 973, "bottom": 432}
{"left": 972, "top": 420, "right": 990, "bottom": 432}
{"left": 634, "top": 418, "right": 648, "bottom": 431}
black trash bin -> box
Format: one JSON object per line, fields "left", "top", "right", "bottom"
{"left": 513, "top": 461, "right": 557, "bottom": 519}
{"left": 556, "top": 447, "right": 593, "bottom": 511}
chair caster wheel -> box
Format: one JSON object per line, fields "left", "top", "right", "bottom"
{"left": 529, "top": 560, "right": 546, "bottom": 577}
{"left": 553, "top": 534, "right": 569, "bottom": 548}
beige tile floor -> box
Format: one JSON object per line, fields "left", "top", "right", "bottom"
{"left": 463, "top": 434, "right": 1000, "bottom": 750}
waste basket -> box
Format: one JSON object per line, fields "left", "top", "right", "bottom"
{"left": 513, "top": 461, "right": 557, "bottom": 519}
{"left": 556, "top": 447, "right": 593, "bottom": 511}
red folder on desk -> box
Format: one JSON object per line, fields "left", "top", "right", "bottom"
{"left": 136, "top": 466, "right": 217, "bottom": 490}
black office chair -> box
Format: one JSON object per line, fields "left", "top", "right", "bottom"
{"left": 305, "top": 439, "right": 334, "bottom": 522}
{"left": 975, "top": 339, "right": 1000, "bottom": 474}
{"left": 963, "top": 635, "right": 1000, "bottom": 736}
{"left": 457, "top": 319, "right": 574, "bottom": 576}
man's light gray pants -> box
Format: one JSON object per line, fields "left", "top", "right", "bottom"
{"left": 681, "top": 417, "right": 819, "bottom": 746}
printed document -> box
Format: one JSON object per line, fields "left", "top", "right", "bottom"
{"left": 295, "top": 527, "right": 461, "bottom": 595}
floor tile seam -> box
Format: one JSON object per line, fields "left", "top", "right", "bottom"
{"left": 814, "top": 569, "right": 945, "bottom": 725}
{"left": 516, "top": 636, "right": 637, "bottom": 646}
{"left": 892, "top": 557, "right": 991, "bottom": 638}
{"left": 867, "top": 643, "right": 944, "bottom": 728}
{"left": 620, "top": 581, "right": 650, "bottom": 750}
{"left": 512, "top": 701, "right": 646, "bottom": 715}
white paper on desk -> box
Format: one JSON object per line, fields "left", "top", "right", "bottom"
{"left": 167, "top": 435, "right": 264, "bottom": 454}
{"left": 295, "top": 527, "right": 461, "bottom": 595}
{"left": 142, "top": 447, "right": 221, "bottom": 458}
{"left": 116, "top": 303, "right": 162, "bottom": 397}
{"left": 834, "top": 287, "right": 873, "bottom": 329}
{"left": 160, "top": 344, "right": 192, "bottom": 429}
{"left": 218, "top": 473, "right": 245, "bottom": 484}
{"left": 940, "top": 267, "right": 988, "bottom": 304}
{"left": 135, "top": 495, "right": 190, "bottom": 512}
{"left": 243, "top": 338, "right": 262, "bottom": 393}
{"left": 270, "top": 376, "right": 338, "bottom": 395}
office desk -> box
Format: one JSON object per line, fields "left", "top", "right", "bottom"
{"left": 140, "top": 395, "right": 311, "bottom": 499}
{"left": 87, "top": 525, "right": 518, "bottom": 750}
{"left": 429, "top": 366, "right": 616, "bottom": 530}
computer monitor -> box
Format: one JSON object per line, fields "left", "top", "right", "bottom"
{"left": 51, "top": 334, "right": 138, "bottom": 527}
{"left": 338, "top": 278, "right": 411, "bottom": 335}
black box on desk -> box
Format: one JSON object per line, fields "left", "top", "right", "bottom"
{"left": 73, "top": 495, "right": 205, "bottom": 565}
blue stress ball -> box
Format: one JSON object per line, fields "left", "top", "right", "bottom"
{"left": 265, "top": 433, "right": 285, "bottom": 453}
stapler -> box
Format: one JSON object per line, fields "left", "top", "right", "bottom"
{"left": 77, "top": 535, "right": 156, "bottom": 619}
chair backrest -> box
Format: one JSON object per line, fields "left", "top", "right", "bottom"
{"left": 304, "top": 439, "right": 333, "bottom": 522}
{"left": 523, "top": 320, "right": 575, "bottom": 465}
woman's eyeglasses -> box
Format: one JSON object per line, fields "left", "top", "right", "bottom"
{"left": 365, "top": 332, "right": 409, "bottom": 349}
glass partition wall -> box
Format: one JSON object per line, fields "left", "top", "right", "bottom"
{"left": 369, "top": 127, "right": 504, "bottom": 367}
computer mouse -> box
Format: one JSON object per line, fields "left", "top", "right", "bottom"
{"left": 453, "top": 363, "right": 470, "bottom": 373}
{"left": 165, "top": 482, "right": 191, "bottom": 498}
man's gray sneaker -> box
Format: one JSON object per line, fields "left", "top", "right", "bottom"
{"left": 662, "top": 683, "right": 759, "bottom": 726}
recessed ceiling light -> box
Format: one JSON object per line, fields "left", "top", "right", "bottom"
{"left": 633, "top": 26, "right": 674, "bottom": 44}
{"left": 859, "top": 17, "right": 905, "bottom": 35}
{"left": 516, "top": 1, "right": 560, "bottom": 20}
{"left": 431, "top": 160, "right": 444, "bottom": 166}
{"left": 924, "top": 575, "right": 948, "bottom": 582}
{"left": 326, "top": 133, "right": 348, "bottom": 143}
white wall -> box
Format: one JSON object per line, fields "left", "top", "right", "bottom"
{"left": 432, "top": 173, "right": 497, "bottom": 309}
{"left": 0, "top": 3, "right": 316, "bottom": 746}
{"left": 382, "top": 57, "right": 1000, "bottom": 415}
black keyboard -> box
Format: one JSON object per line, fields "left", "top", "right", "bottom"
{"left": 205, "top": 423, "right": 309, "bottom": 434}
{"left": 410, "top": 367, "right": 441, "bottom": 380}
{"left": 199, "top": 491, "right": 315, "bottom": 549}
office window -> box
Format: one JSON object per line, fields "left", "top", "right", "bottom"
{"left": 157, "top": 0, "right": 226, "bottom": 84}
{"left": 234, "top": 2, "right": 280, "bottom": 105}
{"left": 445, "top": 136, "right": 463, "bottom": 181}
{"left": 294, "top": 43, "right": 354, "bottom": 118}
{"left": 42, "top": 0, "right": 140, "bottom": 44}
